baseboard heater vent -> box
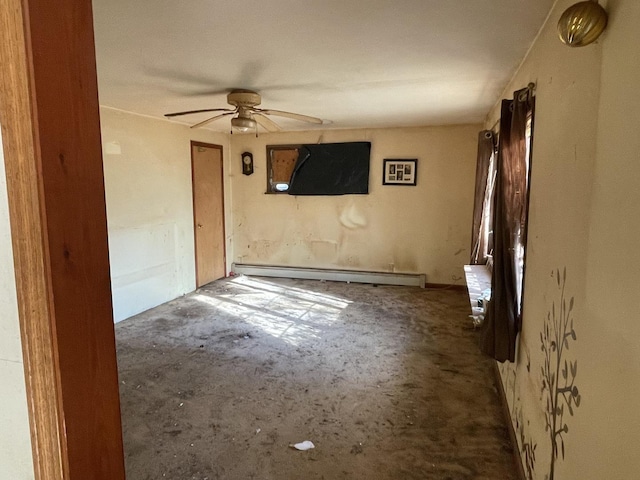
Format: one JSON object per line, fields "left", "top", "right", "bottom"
{"left": 231, "top": 263, "right": 426, "bottom": 288}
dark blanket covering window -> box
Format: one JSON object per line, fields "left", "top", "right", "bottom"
{"left": 287, "top": 142, "right": 370, "bottom": 195}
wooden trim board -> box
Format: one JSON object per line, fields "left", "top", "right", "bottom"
{"left": 492, "top": 362, "right": 527, "bottom": 480}
{"left": 0, "top": 2, "right": 66, "bottom": 477}
{"left": 425, "top": 283, "right": 468, "bottom": 292}
{"left": 0, "top": 0, "right": 126, "bottom": 478}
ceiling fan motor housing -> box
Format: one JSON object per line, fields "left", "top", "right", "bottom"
{"left": 227, "top": 90, "right": 261, "bottom": 108}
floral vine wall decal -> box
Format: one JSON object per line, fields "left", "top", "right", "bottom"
{"left": 540, "top": 267, "right": 581, "bottom": 480}
{"left": 515, "top": 404, "right": 537, "bottom": 480}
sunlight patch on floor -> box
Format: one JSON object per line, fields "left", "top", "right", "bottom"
{"left": 193, "top": 276, "right": 352, "bottom": 345}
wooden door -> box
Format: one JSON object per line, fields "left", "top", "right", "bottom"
{"left": 191, "top": 142, "right": 226, "bottom": 287}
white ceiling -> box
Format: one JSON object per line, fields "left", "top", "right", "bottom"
{"left": 92, "top": 0, "right": 555, "bottom": 132}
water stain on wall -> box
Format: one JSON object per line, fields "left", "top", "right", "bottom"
{"left": 247, "top": 239, "right": 277, "bottom": 261}
{"left": 309, "top": 240, "right": 338, "bottom": 262}
{"left": 391, "top": 250, "right": 418, "bottom": 273}
{"left": 339, "top": 203, "right": 367, "bottom": 230}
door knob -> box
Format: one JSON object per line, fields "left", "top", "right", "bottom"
{"left": 197, "top": 223, "right": 203, "bottom": 228}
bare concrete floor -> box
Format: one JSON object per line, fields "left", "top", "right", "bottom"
{"left": 116, "top": 276, "right": 516, "bottom": 480}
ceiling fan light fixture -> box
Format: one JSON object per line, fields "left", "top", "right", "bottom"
{"left": 165, "top": 89, "right": 322, "bottom": 131}
{"left": 558, "top": 0, "right": 608, "bottom": 47}
{"left": 231, "top": 116, "right": 257, "bottom": 133}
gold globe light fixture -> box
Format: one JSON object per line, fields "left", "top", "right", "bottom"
{"left": 558, "top": 0, "right": 608, "bottom": 47}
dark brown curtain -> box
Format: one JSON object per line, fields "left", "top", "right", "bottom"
{"left": 480, "top": 87, "right": 534, "bottom": 362}
{"left": 470, "top": 130, "right": 496, "bottom": 264}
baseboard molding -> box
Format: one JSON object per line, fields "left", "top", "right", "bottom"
{"left": 492, "top": 362, "right": 526, "bottom": 480}
{"left": 425, "top": 282, "right": 467, "bottom": 292}
{"left": 231, "top": 263, "right": 426, "bottom": 288}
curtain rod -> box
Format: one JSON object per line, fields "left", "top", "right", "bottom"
{"left": 487, "top": 82, "right": 536, "bottom": 133}
{"left": 528, "top": 82, "right": 536, "bottom": 95}
{"left": 519, "top": 82, "right": 537, "bottom": 101}
{"left": 490, "top": 82, "right": 536, "bottom": 131}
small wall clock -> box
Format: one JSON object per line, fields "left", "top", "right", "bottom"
{"left": 242, "top": 151, "right": 254, "bottom": 176}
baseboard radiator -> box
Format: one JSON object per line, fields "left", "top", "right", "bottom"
{"left": 231, "top": 263, "right": 426, "bottom": 288}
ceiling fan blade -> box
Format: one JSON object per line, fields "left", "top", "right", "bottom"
{"left": 165, "top": 108, "right": 234, "bottom": 118}
{"left": 254, "top": 113, "right": 282, "bottom": 132}
{"left": 191, "top": 112, "right": 235, "bottom": 129}
{"left": 256, "top": 109, "right": 323, "bottom": 124}
{"left": 179, "top": 90, "right": 234, "bottom": 97}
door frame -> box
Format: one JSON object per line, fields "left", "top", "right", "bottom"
{"left": 0, "top": 0, "right": 125, "bottom": 478}
{"left": 190, "top": 141, "right": 227, "bottom": 286}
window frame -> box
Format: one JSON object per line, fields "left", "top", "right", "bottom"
{"left": 265, "top": 144, "right": 302, "bottom": 194}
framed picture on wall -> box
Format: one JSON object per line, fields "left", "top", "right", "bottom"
{"left": 383, "top": 159, "right": 417, "bottom": 186}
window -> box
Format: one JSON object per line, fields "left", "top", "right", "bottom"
{"left": 475, "top": 115, "right": 532, "bottom": 316}
{"left": 266, "top": 145, "right": 301, "bottom": 193}
{"left": 514, "top": 114, "right": 533, "bottom": 316}
{"left": 266, "top": 142, "right": 371, "bottom": 195}
{"left": 470, "top": 130, "right": 497, "bottom": 267}
{"left": 475, "top": 84, "right": 535, "bottom": 362}
{"left": 480, "top": 146, "right": 498, "bottom": 267}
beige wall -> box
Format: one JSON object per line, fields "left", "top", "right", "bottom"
{"left": 100, "top": 107, "right": 231, "bottom": 321}
{"left": 229, "top": 126, "right": 479, "bottom": 284}
{"left": 581, "top": 0, "right": 640, "bottom": 476}
{"left": 0, "top": 129, "right": 35, "bottom": 479}
{"left": 490, "top": 1, "right": 640, "bottom": 478}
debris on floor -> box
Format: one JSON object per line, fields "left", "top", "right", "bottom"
{"left": 350, "top": 443, "right": 364, "bottom": 455}
{"left": 116, "top": 277, "right": 517, "bottom": 479}
{"left": 290, "top": 440, "right": 315, "bottom": 451}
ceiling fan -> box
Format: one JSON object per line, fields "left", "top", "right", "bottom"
{"left": 164, "top": 89, "right": 323, "bottom": 133}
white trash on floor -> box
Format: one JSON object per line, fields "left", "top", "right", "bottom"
{"left": 290, "top": 440, "right": 315, "bottom": 451}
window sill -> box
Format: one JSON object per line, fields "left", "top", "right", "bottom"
{"left": 464, "top": 264, "right": 492, "bottom": 317}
